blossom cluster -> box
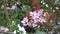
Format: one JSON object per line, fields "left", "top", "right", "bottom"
{"left": 21, "top": 9, "right": 47, "bottom": 27}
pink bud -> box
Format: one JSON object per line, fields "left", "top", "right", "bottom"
{"left": 11, "top": 6, "right": 17, "bottom": 10}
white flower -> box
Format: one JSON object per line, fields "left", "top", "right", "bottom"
{"left": 13, "top": 30, "right": 16, "bottom": 34}
{"left": 17, "top": 24, "right": 26, "bottom": 34}
{"left": 29, "top": 12, "right": 33, "bottom": 16}
{"left": 46, "top": 4, "right": 49, "bottom": 7}
{"left": 6, "top": 7, "right": 10, "bottom": 10}
{"left": 50, "top": 7, "right": 52, "bottom": 9}
{"left": 1, "top": 5, "right": 4, "bottom": 8}
{"left": 12, "top": 21, "right": 15, "bottom": 23}
{"left": 43, "top": 2, "right": 45, "bottom": 5}
{"left": 17, "top": 2, "right": 19, "bottom": 4}
{"left": 56, "top": 7, "right": 59, "bottom": 9}
{"left": 53, "top": 10, "right": 55, "bottom": 12}
{"left": 41, "top": 0, "right": 44, "bottom": 3}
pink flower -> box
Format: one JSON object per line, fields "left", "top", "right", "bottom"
{"left": 23, "top": 23, "right": 28, "bottom": 26}
{"left": 32, "top": 11, "right": 40, "bottom": 19}
{"left": 43, "top": 12, "right": 47, "bottom": 17}
{"left": 6, "top": 5, "right": 17, "bottom": 10}
{"left": 34, "top": 18, "right": 38, "bottom": 23}
{"left": 0, "top": 26, "right": 9, "bottom": 32}
{"left": 39, "top": 9, "right": 44, "bottom": 15}
{"left": 21, "top": 17, "right": 28, "bottom": 23}
{"left": 32, "top": 23, "right": 37, "bottom": 27}
{"left": 39, "top": 17, "right": 46, "bottom": 22}
{"left": 43, "top": 12, "right": 48, "bottom": 17}
{"left": 21, "top": 9, "right": 46, "bottom": 27}
{"left": 30, "top": 9, "right": 44, "bottom": 19}
{"left": 21, "top": 17, "right": 28, "bottom": 26}
{"left": 21, "top": 21, "right": 25, "bottom": 24}
{"left": 11, "top": 5, "right": 17, "bottom": 10}
{"left": 38, "top": 17, "right": 46, "bottom": 25}
{"left": 27, "top": 22, "right": 32, "bottom": 27}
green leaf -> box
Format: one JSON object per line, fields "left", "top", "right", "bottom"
{"left": 35, "top": 31, "right": 46, "bottom": 34}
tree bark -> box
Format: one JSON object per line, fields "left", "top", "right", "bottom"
{"left": 3, "top": 0, "right": 12, "bottom": 32}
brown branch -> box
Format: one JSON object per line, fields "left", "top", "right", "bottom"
{"left": 0, "top": 20, "right": 2, "bottom": 26}
{"left": 3, "top": 0, "right": 12, "bottom": 32}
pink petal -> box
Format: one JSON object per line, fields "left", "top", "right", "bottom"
{"left": 23, "top": 24, "right": 28, "bottom": 26}
{"left": 21, "top": 21, "right": 25, "bottom": 23}
{"left": 39, "top": 9, "right": 44, "bottom": 15}
{"left": 43, "top": 12, "right": 46, "bottom": 17}
{"left": 39, "top": 17, "right": 46, "bottom": 23}
{"left": 34, "top": 19, "right": 38, "bottom": 23}
{"left": 32, "top": 24, "right": 37, "bottom": 27}
{"left": 29, "top": 12, "right": 33, "bottom": 16}
{"left": 11, "top": 6, "right": 17, "bottom": 10}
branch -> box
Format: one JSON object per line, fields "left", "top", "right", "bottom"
{"left": 3, "top": 0, "right": 12, "bottom": 32}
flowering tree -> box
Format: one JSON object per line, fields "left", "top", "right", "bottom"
{"left": 21, "top": 7, "right": 55, "bottom": 34}
{"left": 0, "top": 0, "right": 60, "bottom": 34}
